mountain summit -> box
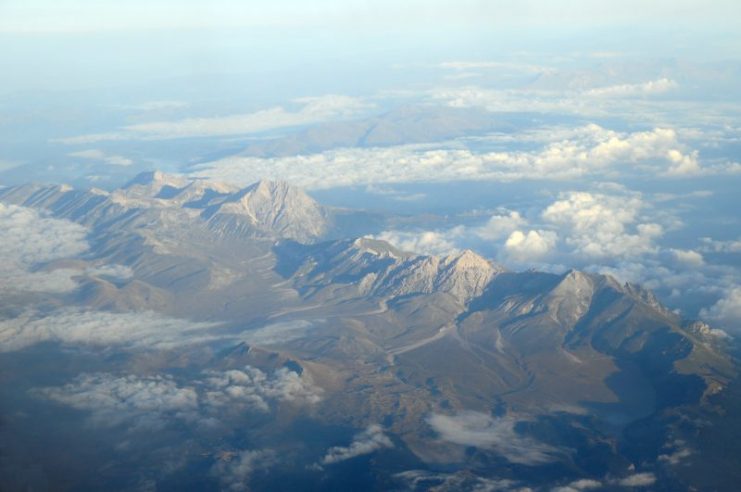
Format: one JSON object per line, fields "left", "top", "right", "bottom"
{"left": 203, "top": 179, "right": 328, "bottom": 242}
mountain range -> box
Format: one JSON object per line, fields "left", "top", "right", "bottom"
{"left": 0, "top": 172, "right": 738, "bottom": 491}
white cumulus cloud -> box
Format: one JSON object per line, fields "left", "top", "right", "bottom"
{"left": 504, "top": 229, "right": 558, "bottom": 260}
{"left": 700, "top": 287, "right": 741, "bottom": 331}
{"left": 542, "top": 191, "right": 663, "bottom": 259}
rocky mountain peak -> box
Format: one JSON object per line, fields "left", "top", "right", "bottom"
{"left": 203, "top": 179, "right": 329, "bottom": 242}
{"left": 443, "top": 249, "right": 495, "bottom": 270}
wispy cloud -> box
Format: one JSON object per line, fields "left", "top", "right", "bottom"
{"left": 57, "top": 95, "right": 374, "bottom": 143}
{"left": 0, "top": 309, "right": 222, "bottom": 352}
{"left": 584, "top": 78, "right": 679, "bottom": 98}
{"left": 617, "top": 472, "right": 657, "bottom": 487}
{"left": 68, "top": 149, "right": 133, "bottom": 166}
{"left": 210, "top": 449, "right": 276, "bottom": 492}
{"left": 117, "top": 100, "right": 190, "bottom": 112}
{"left": 320, "top": 424, "right": 393, "bottom": 465}
{"left": 551, "top": 478, "right": 603, "bottom": 492}
{"left": 394, "top": 469, "right": 519, "bottom": 491}
{"left": 427, "top": 411, "right": 560, "bottom": 465}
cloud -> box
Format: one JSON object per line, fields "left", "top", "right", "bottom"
{"left": 699, "top": 237, "right": 741, "bottom": 253}
{"left": 700, "top": 287, "right": 741, "bottom": 330}
{"left": 0, "top": 203, "right": 89, "bottom": 265}
{"left": 658, "top": 447, "right": 692, "bottom": 466}
{"left": 241, "top": 320, "right": 316, "bottom": 346}
{"left": 373, "top": 209, "right": 532, "bottom": 258}
{"left": 0, "top": 309, "right": 222, "bottom": 352}
{"left": 374, "top": 229, "right": 463, "bottom": 256}
{"left": 58, "top": 95, "right": 374, "bottom": 143}
{"left": 439, "top": 60, "right": 547, "bottom": 74}
{"left": 617, "top": 472, "right": 656, "bottom": 487}
{"left": 68, "top": 149, "right": 133, "bottom": 166}
{"left": 551, "top": 478, "right": 603, "bottom": 492}
{"left": 119, "top": 100, "right": 190, "bottom": 112}
{"left": 320, "top": 424, "right": 393, "bottom": 465}
{"left": 0, "top": 203, "right": 90, "bottom": 293}
{"left": 542, "top": 191, "right": 662, "bottom": 259}
{"left": 369, "top": 184, "right": 740, "bottom": 330}
{"left": 32, "top": 366, "right": 321, "bottom": 430}
{"left": 210, "top": 449, "right": 276, "bottom": 492}
{"left": 84, "top": 263, "right": 135, "bottom": 280}
{"left": 0, "top": 203, "right": 134, "bottom": 294}
{"left": 373, "top": 210, "right": 526, "bottom": 257}
{"left": 394, "top": 470, "right": 519, "bottom": 491}
{"left": 191, "top": 124, "right": 705, "bottom": 189}
{"left": 504, "top": 229, "right": 558, "bottom": 260}
{"left": 202, "top": 366, "right": 322, "bottom": 412}
{"left": 427, "top": 411, "right": 560, "bottom": 465}
{"left": 374, "top": 191, "right": 662, "bottom": 266}
{"left": 669, "top": 249, "right": 704, "bottom": 267}
{"left": 33, "top": 373, "right": 199, "bottom": 429}
{"left": 475, "top": 211, "right": 527, "bottom": 241}
{"left": 430, "top": 83, "right": 686, "bottom": 119}
{"left": 584, "top": 78, "right": 679, "bottom": 97}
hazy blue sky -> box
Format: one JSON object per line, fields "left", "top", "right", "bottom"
{"left": 1, "top": 0, "right": 741, "bottom": 32}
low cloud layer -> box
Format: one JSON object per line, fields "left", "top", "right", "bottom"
{"left": 34, "top": 373, "right": 199, "bottom": 429}
{"left": 192, "top": 124, "right": 711, "bottom": 190}
{"left": 394, "top": 469, "right": 519, "bottom": 491}
{"left": 0, "top": 203, "right": 134, "bottom": 296}
{"left": 427, "top": 411, "right": 559, "bottom": 465}
{"left": 202, "top": 367, "right": 322, "bottom": 412}
{"left": 68, "top": 149, "right": 133, "bottom": 166}
{"left": 33, "top": 366, "right": 321, "bottom": 430}
{"left": 320, "top": 424, "right": 393, "bottom": 465}
{"left": 584, "top": 78, "right": 679, "bottom": 98}
{"left": 58, "top": 95, "right": 374, "bottom": 143}
{"left": 0, "top": 203, "right": 90, "bottom": 293}
{"left": 0, "top": 309, "right": 222, "bottom": 352}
